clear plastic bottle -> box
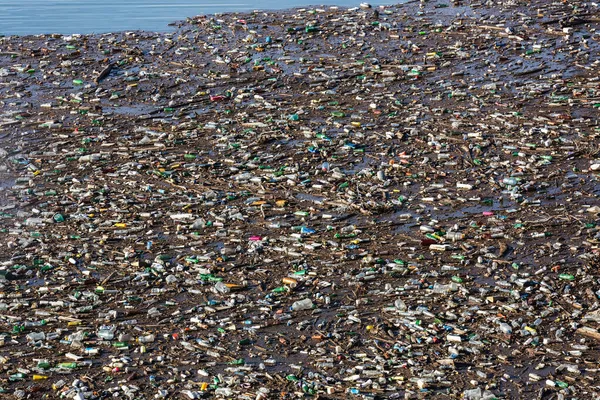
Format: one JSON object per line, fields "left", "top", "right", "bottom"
{"left": 214, "top": 281, "right": 230, "bottom": 294}
{"left": 499, "top": 323, "right": 512, "bottom": 334}
{"left": 137, "top": 334, "right": 155, "bottom": 343}
{"left": 445, "top": 232, "right": 464, "bottom": 241}
{"left": 118, "top": 333, "right": 132, "bottom": 342}
{"left": 26, "top": 332, "right": 46, "bottom": 342}
{"left": 290, "top": 298, "right": 314, "bottom": 311}
{"left": 97, "top": 325, "right": 115, "bottom": 340}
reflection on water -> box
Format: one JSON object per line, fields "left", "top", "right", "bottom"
{"left": 0, "top": 0, "right": 397, "bottom": 36}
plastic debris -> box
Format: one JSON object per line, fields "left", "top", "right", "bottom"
{"left": 0, "top": 0, "right": 600, "bottom": 398}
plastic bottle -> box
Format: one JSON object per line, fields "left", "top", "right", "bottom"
{"left": 290, "top": 298, "right": 314, "bottom": 311}
{"left": 499, "top": 323, "right": 512, "bottom": 334}
{"left": 26, "top": 332, "right": 45, "bottom": 342}
{"left": 445, "top": 232, "right": 464, "bottom": 241}
{"left": 118, "top": 333, "right": 133, "bottom": 342}
{"left": 214, "top": 281, "right": 230, "bottom": 294}
{"left": 9, "top": 373, "right": 26, "bottom": 381}
{"left": 97, "top": 325, "right": 115, "bottom": 340}
{"left": 57, "top": 362, "right": 77, "bottom": 369}
{"left": 137, "top": 334, "right": 155, "bottom": 343}
{"left": 23, "top": 320, "right": 47, "bottom": 327}
{"left": 215, "top": 388, "right": 233, "bottom": 396}
{"left": 37, "top": 361, "right": 51, "bottom": 369}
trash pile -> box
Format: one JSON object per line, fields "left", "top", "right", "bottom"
{"left": 0, "top": 0, "right": 599, "bottom": 398}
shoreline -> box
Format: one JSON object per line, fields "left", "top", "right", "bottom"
{"left": 1, "top": 0, "right": 600, "bottom": 398}
{"left": 0, "top": 1, "right": 412, "bottom": 38}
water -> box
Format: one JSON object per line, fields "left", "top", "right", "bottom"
{"left": 0, "top": 0, "right": 397, "bottom": 36}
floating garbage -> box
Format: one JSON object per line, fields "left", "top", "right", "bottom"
{"left": 0, "top": 0, "right": 599, "bottom": 398}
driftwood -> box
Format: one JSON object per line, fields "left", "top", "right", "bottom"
{"left": 94, "top": 63, "right": 114, "bottom": 84}
{"left": 576, "top": 326, "right": 600, "bottom": 341}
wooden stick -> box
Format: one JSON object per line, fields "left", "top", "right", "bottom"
{"left": 94, "top": 63, "right": 114, "bottom": 84}
{"left": 576, "top": 326, "right": 600, "bottom": 341}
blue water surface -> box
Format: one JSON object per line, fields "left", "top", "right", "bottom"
{"left": 0, "top": 0, "right": 402, "bottom": 36}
